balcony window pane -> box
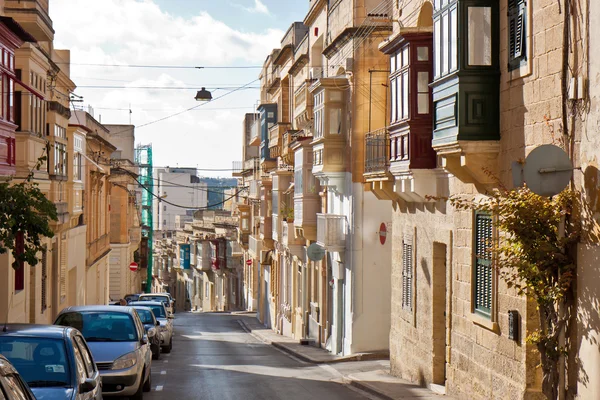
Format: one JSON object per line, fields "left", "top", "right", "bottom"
{"left": 417, "top": 47, "right": 429, "bottom": 61}
{"left": 390, "top": 77, "right": 397, "bottom": 122}
{"left": 391, "top": 55, "right": 396, "bottom": 72}
{"left": 417, "top": 71, "right": 429, "bottom": 114}
{"left": 468, "top": 7, "right": 492, "bottom": 66}
{"left": 402, "top": 72, "right": 409, "bottom": 119}
{"left": 330, "top": 108, "right": 341, "bottom": 134}
{"left": 401, "top": 47, "right": 409, "bottom": 67}
{"left": 441, "top": 12, "right": 448, "bottom": 74}
{"left": 434, "top": 19, "right": 441, "bottom": 78}
{"left": 450, "top": 7, "right": 458, "bottom": 71}
{"left": 272, "top": 190, "right": 279, "bottom": 215}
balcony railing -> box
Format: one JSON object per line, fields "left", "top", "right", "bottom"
{"left": 232, "top": 161, "right": 243, "bottom": 176}
{"left": 249, "top": 235, "right": 262, "bottom": 257}
{"left": 365, "top": 128, "right": 390, "bottom": 174}
{"left": 317, "top": 214, "right": 346, "bottom": 250}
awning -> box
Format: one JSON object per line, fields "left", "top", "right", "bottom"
{"left": 81, "top": 153, "right": 105, "bottom": 172}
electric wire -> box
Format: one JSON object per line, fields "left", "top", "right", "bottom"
{"left": 56, "top": 63, "right": 262, "bottom": 69}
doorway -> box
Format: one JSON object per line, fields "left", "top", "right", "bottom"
{"left": 432, "top": 242, "right": 448, "bottom": 385}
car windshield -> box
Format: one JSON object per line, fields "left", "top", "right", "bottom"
{"left": 133, "top": 308, "right": 154, "bottom": 324}
{"left": 139, "top": 295, "right": 169, "bottom": 305}
{"left": 134, "top": 303, "right": 166, "bottom": 319}
{"left": 0, "top": 337, "right": 71, "bottom": 388}
{"left": 55, "top": 312, "right": 138, "bottom": 342}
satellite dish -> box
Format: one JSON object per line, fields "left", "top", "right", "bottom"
{"left": 520, "top": 144, "right": 573, "bottom": 197}
{"left": 307, "top": 243, "right": 325, "bottom": 261}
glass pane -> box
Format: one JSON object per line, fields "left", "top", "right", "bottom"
{"left": 390, "top": 77, "right": 397, "bottom": 122}
{"left": 390, "top": 55, "right": 396, "bottom": 72}
{"left": 417, "top": 47, "right": 429, "bottom": 61}
{"left": 418, "top": 94, "right": 429, "bottom": 114}
{"left": 402, "top": 47, "right": 409, "bottom": 67}
{"left": 402, "top": 72, "right": 409, "bottom": 119}
{"left": 417, "top": 71, "right": 429, "bottom": 92}
{"left": 441, "top": 12, "right": 448, "bottom": 74}
{"left": 450, "top": 8, "right": 458, "bottom": 71}
{"left": 468, "top": 7, "right": 492, "bottom": 66}
{"left": 329, "top": 108, "right": 341, "bottom": 134}
{"left": 434, "top": 19, "right": 441, "bottom": 78}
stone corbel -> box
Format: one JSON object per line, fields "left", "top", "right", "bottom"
{"left": 436, "top": 141, "right": 500, "bottom": 186}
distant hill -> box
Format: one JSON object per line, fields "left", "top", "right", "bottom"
{"left": 202, "top": 177, "right": 238, "bottom": 210}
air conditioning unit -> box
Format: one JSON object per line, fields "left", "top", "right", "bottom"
{"left": 309, "top": 67, "right": 323, "bottom": 80}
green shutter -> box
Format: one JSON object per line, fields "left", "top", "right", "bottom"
{"left": 508, "top": 0, "right": 527, "bottom": 70}
{"left": 402, "top": 239, "right": 413, "bottom": 311}
{"left": 474, "top": 212, "right": 493, "bottom": 317}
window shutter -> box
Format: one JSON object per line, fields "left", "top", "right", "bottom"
{"left": 60, "top": 240, "right": 67, "bottom": 299}
{"left": 474, "top": 212, "right": 493, "bottom": 317}
{"left": 508, "top": 0, "right": 527, "bottom": 70}
{"left": 402, "top": 238, "right": 413, "bottom": 311}
{"left": 41, "top": 246, "right": 47, "bottom": 312}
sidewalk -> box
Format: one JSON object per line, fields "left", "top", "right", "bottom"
{"left": 237, "top": 314, "right": 450, "bottom": 399}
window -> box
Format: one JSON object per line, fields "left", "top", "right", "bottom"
{"left": 74, "top": 336, "right": 95, "bottom": 377}
{"left": 205, "top": 282, "right": 209, "bottom": 299}
{"left": 53, "top": 142, "right": 67, "bottom": 176}
{"left": 433, "top": 1, "right": 458, "bottom": 79}
{"left": 474, "top": 211, "right": 493, "bottom": 318}
{"left": 468, "top": 7, "right": 492, "bottom": 66}
{"left": 73, "top": 153, "right": 82, "bottom": 181}
{"left": 71, "top": 339, "right": 88, "bottom": 384}
{"left": 390, "top": 46, "right": 410, "bottom": 123}
{"left": 508, "top": 0, "right": 527, "bottom": 70}
{"left": 314, "top": 92, "right": 324, "bottom": 138}
{"left": 54, "top": 125, "right": 66, "bottom": 139}
{"left": 14, "top": 265, "right": 24, "bottom": 291}
{"left": 402, "top": 237, "right": 413, "bottom": 310}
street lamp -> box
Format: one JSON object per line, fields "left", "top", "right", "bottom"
{"left": 195, "top": 87, "right": 212, "bottom": 101}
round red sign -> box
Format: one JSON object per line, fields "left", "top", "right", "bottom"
{"left": 246, "top": 259, "right": 253, "bottom": 266}
{"left": 379, "top": 223, "right": 387, "bottom": 245}
{"left": 129, "top": 262, "right": 138, "bottom": 272}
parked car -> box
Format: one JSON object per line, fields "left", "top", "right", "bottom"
{"left": 137, "top": 294, "right": 173, "bottom": 315}
{"left": 124, "top": 294, "right": 141, "bottom": 304}
{"left": 0, "top": 324, "right": 102, "bottom": 400}
{"left": 55, "top": 306, "right": 152, "bottom": 399}
{"left": 129, "top": 301, "right": 173, "bottom": 354}
{"left": 130, "top": 306, "right": 161, "bottom": 360}
{"left": 0, "top": 354, "right": 36, "bottom": 400}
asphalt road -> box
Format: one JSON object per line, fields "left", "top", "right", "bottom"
{"left": 142, "top": 312, "right": 372, "bottom": 400}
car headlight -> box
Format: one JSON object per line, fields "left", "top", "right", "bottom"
{"left": 112, "top": 352, "right": 137, "bottom": 370}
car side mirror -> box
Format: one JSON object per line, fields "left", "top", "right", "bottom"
{"left": 141, "top": 335, "right": 148, "bottom": 345}
{"left": 80, "top": 378, "right": 97, "bottom": 393}
{"left": 147, "top": 328, "right": 156, "bottom": 338}
{"left": 156, "top": 320, "right": 161, "bottom": 326}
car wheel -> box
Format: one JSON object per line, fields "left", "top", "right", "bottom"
{"left": 168, "top": 338, "right": 173, "bottom": 351}
{"left": 163, "top": 340, "right": 171, "bottom": 354}
{"left": 153, "top": 349, "right": 160, "bottom": 360}
{"left": 143, "top": 369, "right": 152, "bottom": 392}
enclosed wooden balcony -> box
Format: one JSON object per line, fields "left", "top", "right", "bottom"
{"left": 248, "top": 235, "right": 262, "bottom": 258}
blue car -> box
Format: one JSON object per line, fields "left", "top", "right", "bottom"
{"left": 0, "top": 324, "right": 102, "bottom": 400}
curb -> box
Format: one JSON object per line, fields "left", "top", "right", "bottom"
{"left": 348, "top": 378, "right": 395, "bottom": 400}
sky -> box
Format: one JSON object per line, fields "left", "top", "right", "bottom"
{"left": 49, "top": 0, "right": 308, "bottom": 178}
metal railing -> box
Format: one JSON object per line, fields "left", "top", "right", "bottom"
{"left": 316, "top": 214, "right": 346, "bottom": 249}
{"left": 365, "top": 128, "right": 389, "bottom": 174}
{"left": 232, "top": 161, "right": 243, "bottom": 174}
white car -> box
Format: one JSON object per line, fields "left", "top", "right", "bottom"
{"left": 130, "top": 301, "right": 174, "bottom": 353}
{"left": 138, "top": 293, "right": 173, "bottom": 315}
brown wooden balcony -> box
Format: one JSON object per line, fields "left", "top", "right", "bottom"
{"left": 294, "top": 81, "right": 314, "bottom": 130}
{"left": 268, "top": 122, "right": 291, "bottom": 159}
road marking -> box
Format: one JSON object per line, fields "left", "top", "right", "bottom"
{"left": 155, "top": 386, "right": 163, "bottom": 391}
{"left": 161, "top": 371, "right": 167, "bottom": 375}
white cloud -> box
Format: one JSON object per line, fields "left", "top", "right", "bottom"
{"left": 244, "top": 0, "right": 270, "bottom": 15}
{"left": 49, "top": 0, "right": 283, "bottom": 177}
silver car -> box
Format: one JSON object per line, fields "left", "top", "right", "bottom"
{"left": 129, "top": 301, "right": 173, "bottom": 353}
{"left": 137, "top": 294, "right": 173, "bottom": 315}
{"left": 55, "top": 306, "right": 152, "bottom": 399}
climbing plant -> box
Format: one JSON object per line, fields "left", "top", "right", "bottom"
{"left": 440, "top": 182, "right": 579, "bottom": 400}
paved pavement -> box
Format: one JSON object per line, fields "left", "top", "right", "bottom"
{"left": 142, "top": 311, "right": 378, "bottom": 399}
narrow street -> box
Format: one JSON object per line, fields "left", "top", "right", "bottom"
{"left": 144, "top": 312, "right": 374, "bottom": 400}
